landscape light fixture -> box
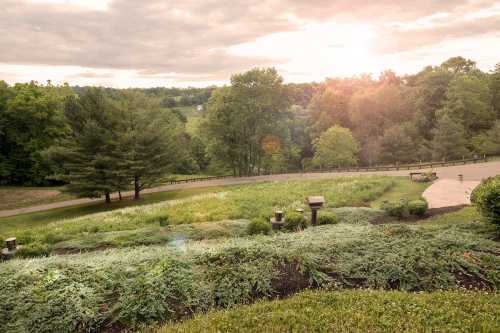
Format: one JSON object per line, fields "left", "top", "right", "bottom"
{"left": 306, "top": 196, "right": 325, "bottom": 226}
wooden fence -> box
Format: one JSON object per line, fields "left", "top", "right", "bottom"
{"left": 165, "top": 156, "right": 490, "bottom": 185}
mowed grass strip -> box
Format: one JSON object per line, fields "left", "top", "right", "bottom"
{"left": 155, "top": 290, "right": 500, "bottom": 333}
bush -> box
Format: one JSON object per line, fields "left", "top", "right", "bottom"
{"left": 380, "top": 199, "right": 409, "bottom": 219}
{"left": 283, "top": 212, "right": 309, "bottom": 231}
{"left": 407, "top": 199, "right": 428, "bottom": 216}
{"left": 14, "top": 242, "right": 52, "bottom": 258}
{"left": 471, "top": 176, "right": 500, "bottom": 225}
{"left": 317, "top": 211, "right": 337, "bottom": 225}
{"left": 247, "top": 220, "right": 272, "bottom": 235}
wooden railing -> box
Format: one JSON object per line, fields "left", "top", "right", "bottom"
{"left": 164, "top": 156, "right": 490, "bottom": 185}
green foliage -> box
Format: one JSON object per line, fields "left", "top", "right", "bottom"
{"left": 206, "top": 68, "right": 290, "bottom": 176}
{"left": 0, "top": 81, "right": 71, "bottom": 185}
{"left": 44, "top": 88, "right": 122, "bottom": 201}
{"left": 1, "top": 207, "right": 499, "bottom": 332}
{"left": 407, "top": 199, "right": 428, "bottom": 216}
{"left": 247, "top": 219, "right": 272, "bottom": 235}
{"left": 283, "top": 212, "right": 309, "bottom": 231}
{"left": 115, "top": 90, "right": 184, "bottom": 199}
{"left": 431, "top": 114, "right": 469, "bottom": 161}
{"left": 439, "top": 72, "right": 494, "bottom": 135}
{"left": 381, "top": 198, "right": 428, "bottom": 218}
{"left": 157, "top": 290, "right": 500, "bottom": 333}
{"left": 14, "top": 241, "right": 52, "bottom": 258}
{"left": 317, "top": 211, "right": 337, "bottom": 225}
{"left": 381, "top": 123, "right": 418, "bottom": 164}
{"left": 312, "top": 125, "right": 360, "bottom": 168}
{"left": 471, "top": 175, "right": 500, "bottom": 225}
{"left": 308, "top": 88, "right": 350, "bottom": 137}
{"left": 380, "top": 199, "right": 410, "bottom": 219}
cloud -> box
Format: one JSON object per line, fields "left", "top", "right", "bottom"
{"left": 0, "top": 0, "right": 498, "bottom": 84}
{"left": 68, "top": 72, "right": 115, "bottom": 79}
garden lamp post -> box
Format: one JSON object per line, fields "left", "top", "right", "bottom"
{"left": 307, "top": 196, "right": 325, "bottom": 226}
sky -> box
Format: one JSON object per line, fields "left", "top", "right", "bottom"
{"left": 0, "top": 0, "right": 499, "bottom": 87}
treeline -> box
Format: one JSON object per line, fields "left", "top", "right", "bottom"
{"left": 73, "top": 86, "right": 216, "bottom": 109}
{"left": 204, "top": 57, "right": 500, "bottom": 174}
{"left": 0, "top": 84, "right": 204, "bottom": 190}
{"left": 1, "top": 56, "right": 499, "bottom": 195}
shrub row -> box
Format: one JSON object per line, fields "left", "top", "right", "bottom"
{"left": 381, "top": 198, "right": 428, "bottom": 219}
{"left": 1, "top": 213, "right": 498, "bottom": 332}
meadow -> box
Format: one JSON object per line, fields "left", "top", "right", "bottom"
{"left": 2, "top": 176, "right": 395, "bottom": 256}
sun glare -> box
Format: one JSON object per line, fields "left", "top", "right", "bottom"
{"left": 229, "top": 22, "right": 381, "bottom": 81}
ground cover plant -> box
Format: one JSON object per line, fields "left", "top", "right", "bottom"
{"left": 0, "top": 206, "right": 498, "bottom": 332}
{"left": 1, "top": 176, "right": 395, "bottom": 257}
{"left": 154, "top": 290, "right": 500, "bottom": 333}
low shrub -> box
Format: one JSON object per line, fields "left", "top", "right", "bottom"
{"left": 380, "top": 199, "right": 409, "bottom": 219}
{"left": 283, "top": 212, "right": 309, "bottom": 231}
{"left": 381, "top": 198, "right": 428, "bottom": 219}
{"left": 471, "top": 175, "right": 500, "bottom": 225}
{"left": 407, "top": 199, "right": 428, "bottom": 216}
{"left": 14, "top": 242, "right": 52, "bottom": 258}
{"left": 317, "top": 211, "right": 337, "bottom": 225}
{"left": 247, "top": 220, "right": 272, "bottom": 235}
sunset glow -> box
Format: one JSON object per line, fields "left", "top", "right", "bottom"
{"left": 1, "top": 0, "right": 499, "bottom": 86}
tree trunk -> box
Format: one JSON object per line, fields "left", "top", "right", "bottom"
{"left": 105, "top": 192, "right": 111, "bottom": 204}
{"left": 134, "top": 176, "right": 140, "bottom": 200}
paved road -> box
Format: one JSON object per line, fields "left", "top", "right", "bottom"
{"left": 423, "top": 179, "right": 480, "bottom": 209}
{"left": 1, "top": 161, "right": 498, "bottom": 218}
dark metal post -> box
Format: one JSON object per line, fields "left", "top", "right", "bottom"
{"left": 311, "top": 209, "right": 318, "bottom": 226}
{"left": 275, "top": 211, "right": 283, "bottom": 222}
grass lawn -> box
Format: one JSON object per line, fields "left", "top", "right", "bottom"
{"left": 154, "top": 289, "right": 500, "bottom": 333}
{"left": 0, "top": 186, "right": 225, "bottom": 237}
{"left": 0, "top": 186, "right": 75, "bottom": 210}
{"left": 370, "top": 177, "right": 430, "bottom": 208}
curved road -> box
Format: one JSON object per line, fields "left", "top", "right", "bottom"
{"left": 1, "top": 161, "right": 499, "bottom": 218}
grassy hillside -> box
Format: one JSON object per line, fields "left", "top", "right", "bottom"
{"left": 155, "top": 290, "right": 500, "bottom": 333}
{"left": 1, "top": 176, "right": 395, "bottom": 256}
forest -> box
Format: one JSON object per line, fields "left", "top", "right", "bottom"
{"left": 0, "top": 56, "right": 499, "bottom": 192}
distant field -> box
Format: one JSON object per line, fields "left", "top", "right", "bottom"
{"left": 0, "top": 187, "right": 74, "bottom": 210}
{"left": 155, "top": 290, "right": 500, "bottom": 333}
